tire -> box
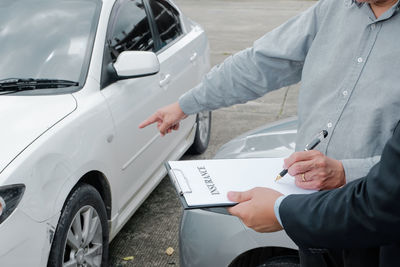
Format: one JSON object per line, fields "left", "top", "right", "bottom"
{"left": 188, "top": 111, "right": 212, "bottom": 154}
{"left": 257, "top": 255, "right": 300, "bottom": 267}
{"left": 48, "top": 184, "right": 109, "bottom": 267}
{"left": 230, "top": 247, "right": 299, "bottom": 267}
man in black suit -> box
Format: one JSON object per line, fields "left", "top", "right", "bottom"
{"left": 228, "top": 126, "right": 400, "bottom": 266}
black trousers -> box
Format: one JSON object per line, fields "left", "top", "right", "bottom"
{"left": 299, "top": 247, "right": 380, "bottom": 267}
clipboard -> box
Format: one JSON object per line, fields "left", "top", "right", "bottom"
{"left": 165, "top": 162, "right": 236, "bottom": 209}
{"left": 165, "top": 158, "right": 316, "bottom": 210}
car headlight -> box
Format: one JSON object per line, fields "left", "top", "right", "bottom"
{"left": 0, "top": 184, "right": 25, "bottom": 224}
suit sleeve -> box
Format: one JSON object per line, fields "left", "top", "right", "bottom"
{"left": 280, "top": 127, "right": 400, "bottom": 249}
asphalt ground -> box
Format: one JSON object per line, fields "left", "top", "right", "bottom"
{"left": 109, "top": 0, "right": 315, "bottom": 266}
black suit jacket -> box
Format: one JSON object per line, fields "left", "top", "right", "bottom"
{"left": 280, "top": 126, "right": 400, "bottom": 267}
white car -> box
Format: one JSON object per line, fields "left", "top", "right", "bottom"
{"left": 0, "top": 0, "right": 210, "bottom": 266}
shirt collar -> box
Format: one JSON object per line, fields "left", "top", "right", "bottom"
{"left": 351, "top": 0, "right": 400, "bottom": 21}
{"left": 351, "top": 0, "right": 400, "bottom": 8}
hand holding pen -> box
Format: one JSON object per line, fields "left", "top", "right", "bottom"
{"left": 275, "top": 130, "right": 328, "bottom": 182}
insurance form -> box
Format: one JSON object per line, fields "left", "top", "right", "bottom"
{"left": 166, "top": 158, "right": 316, "bottom": 209}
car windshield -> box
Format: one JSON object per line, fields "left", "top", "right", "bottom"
{"left": 0, "top": 0, "right": 101, "bottom": 93}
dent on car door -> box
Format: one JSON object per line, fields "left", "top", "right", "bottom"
{"left": 100, "top": 0, "right": 172, "bottom": 217}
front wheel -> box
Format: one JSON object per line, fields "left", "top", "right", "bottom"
{"left": 188, "top": 111, "right": 211, "bottom": 154}
{"left": 48, "top": 184, "right": 109, "bottom": 267}
{"left": 257, "top": 255, "right": 300, "bottom": 267}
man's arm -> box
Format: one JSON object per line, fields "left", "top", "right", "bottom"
{"left": 139, "top": 1, "right": 327, "bottom": 134}
{"left": 228, "top": 127, "right": 400, "bottom": 248}
{"left": 179, "top": 1, "right": 326, "bottom": 115}
{"left": 280, "top": 127, "right": 400, "bottom": 249}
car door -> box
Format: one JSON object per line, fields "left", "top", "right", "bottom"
{"left": 145, "top": 0, "right": 207, "bottom": 149}
{"left": 100, "top": 0, "right": 181, "bottom": 223}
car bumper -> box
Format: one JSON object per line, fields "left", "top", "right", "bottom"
{"left": 180, "top": 208, "right": 297, "bottom": 267}
{"left": 0, "top": 208, "right": 55, "bottom": 266}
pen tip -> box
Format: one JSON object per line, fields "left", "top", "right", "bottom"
{"left": 275, "top": 175, "right": 281, "bottom": 182}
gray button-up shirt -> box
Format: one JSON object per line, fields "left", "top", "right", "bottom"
{"left": 179, "top": 0, "right": 400, "bottom": 183}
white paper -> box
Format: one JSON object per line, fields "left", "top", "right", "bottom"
{"left": 168, "top": 158, "right": 316, "bottom": 207}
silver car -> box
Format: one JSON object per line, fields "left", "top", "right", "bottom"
{"left": 180, "top": 117, "right": 300, "bottom": 267}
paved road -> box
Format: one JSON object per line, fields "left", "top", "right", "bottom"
{"left": 109, "top": 0, "right": 315, "bottom": 266}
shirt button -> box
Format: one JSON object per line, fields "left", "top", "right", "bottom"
{"left": 357, "top": 57, "right": 363, "bottom": 63}
{"left": 371, "top": 24, "right": 376, "bottom": 30}
{"left": 327, "top": 122, "right": 333, "bottom": 128}
{"left": 342, "top": 90, "right": 348, "bottom": 96}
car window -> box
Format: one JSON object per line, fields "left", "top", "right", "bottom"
{"left": 109, "top": 0, "right": 155, "bottom": 62}
{"left": 148, "top": 0, "right": 182, "bottom": 49}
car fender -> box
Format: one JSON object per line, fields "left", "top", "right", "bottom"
{"left": 1, "top": 83, "right": 117, "bottom": 224}
{"left": 51, "top": 159, "right": 115, "bottom": 223}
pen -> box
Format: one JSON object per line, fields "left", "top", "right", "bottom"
{"left": 275, "top": 130, "right": 328, "bottom": 182}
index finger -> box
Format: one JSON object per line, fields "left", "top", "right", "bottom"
{"left": 283, "top": 150, "right": 319, "bottom": 169}
{"left": 138, "top": 113, "right": 160, "bottom": 129}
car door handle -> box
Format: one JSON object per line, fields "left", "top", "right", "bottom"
{"left": 159, "top": 74, "right": 171, "bottom": 87}
{"left": 190, "top": 52, "right": 197, "bottom": 62}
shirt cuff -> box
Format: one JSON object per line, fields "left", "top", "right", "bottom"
{"left": 274, "top": 195, "right": 287, "bottom": 227}
{"left": 178, "top": 86, "right": 204, "bottom": 115}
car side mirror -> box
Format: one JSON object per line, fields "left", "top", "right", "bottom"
{"left": 113, "top": 51, "right": 160, "bottom": 79}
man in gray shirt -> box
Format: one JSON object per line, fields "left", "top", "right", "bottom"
{"left": 140, "top": 0, "right": 400, "bottom": 265}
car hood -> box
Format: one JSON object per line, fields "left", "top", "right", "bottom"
{"left": 214, "top": 117, "right": 298, "bottom": 159}
{"left": 0, "top": 94, "right": 77, "bottom": 173}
